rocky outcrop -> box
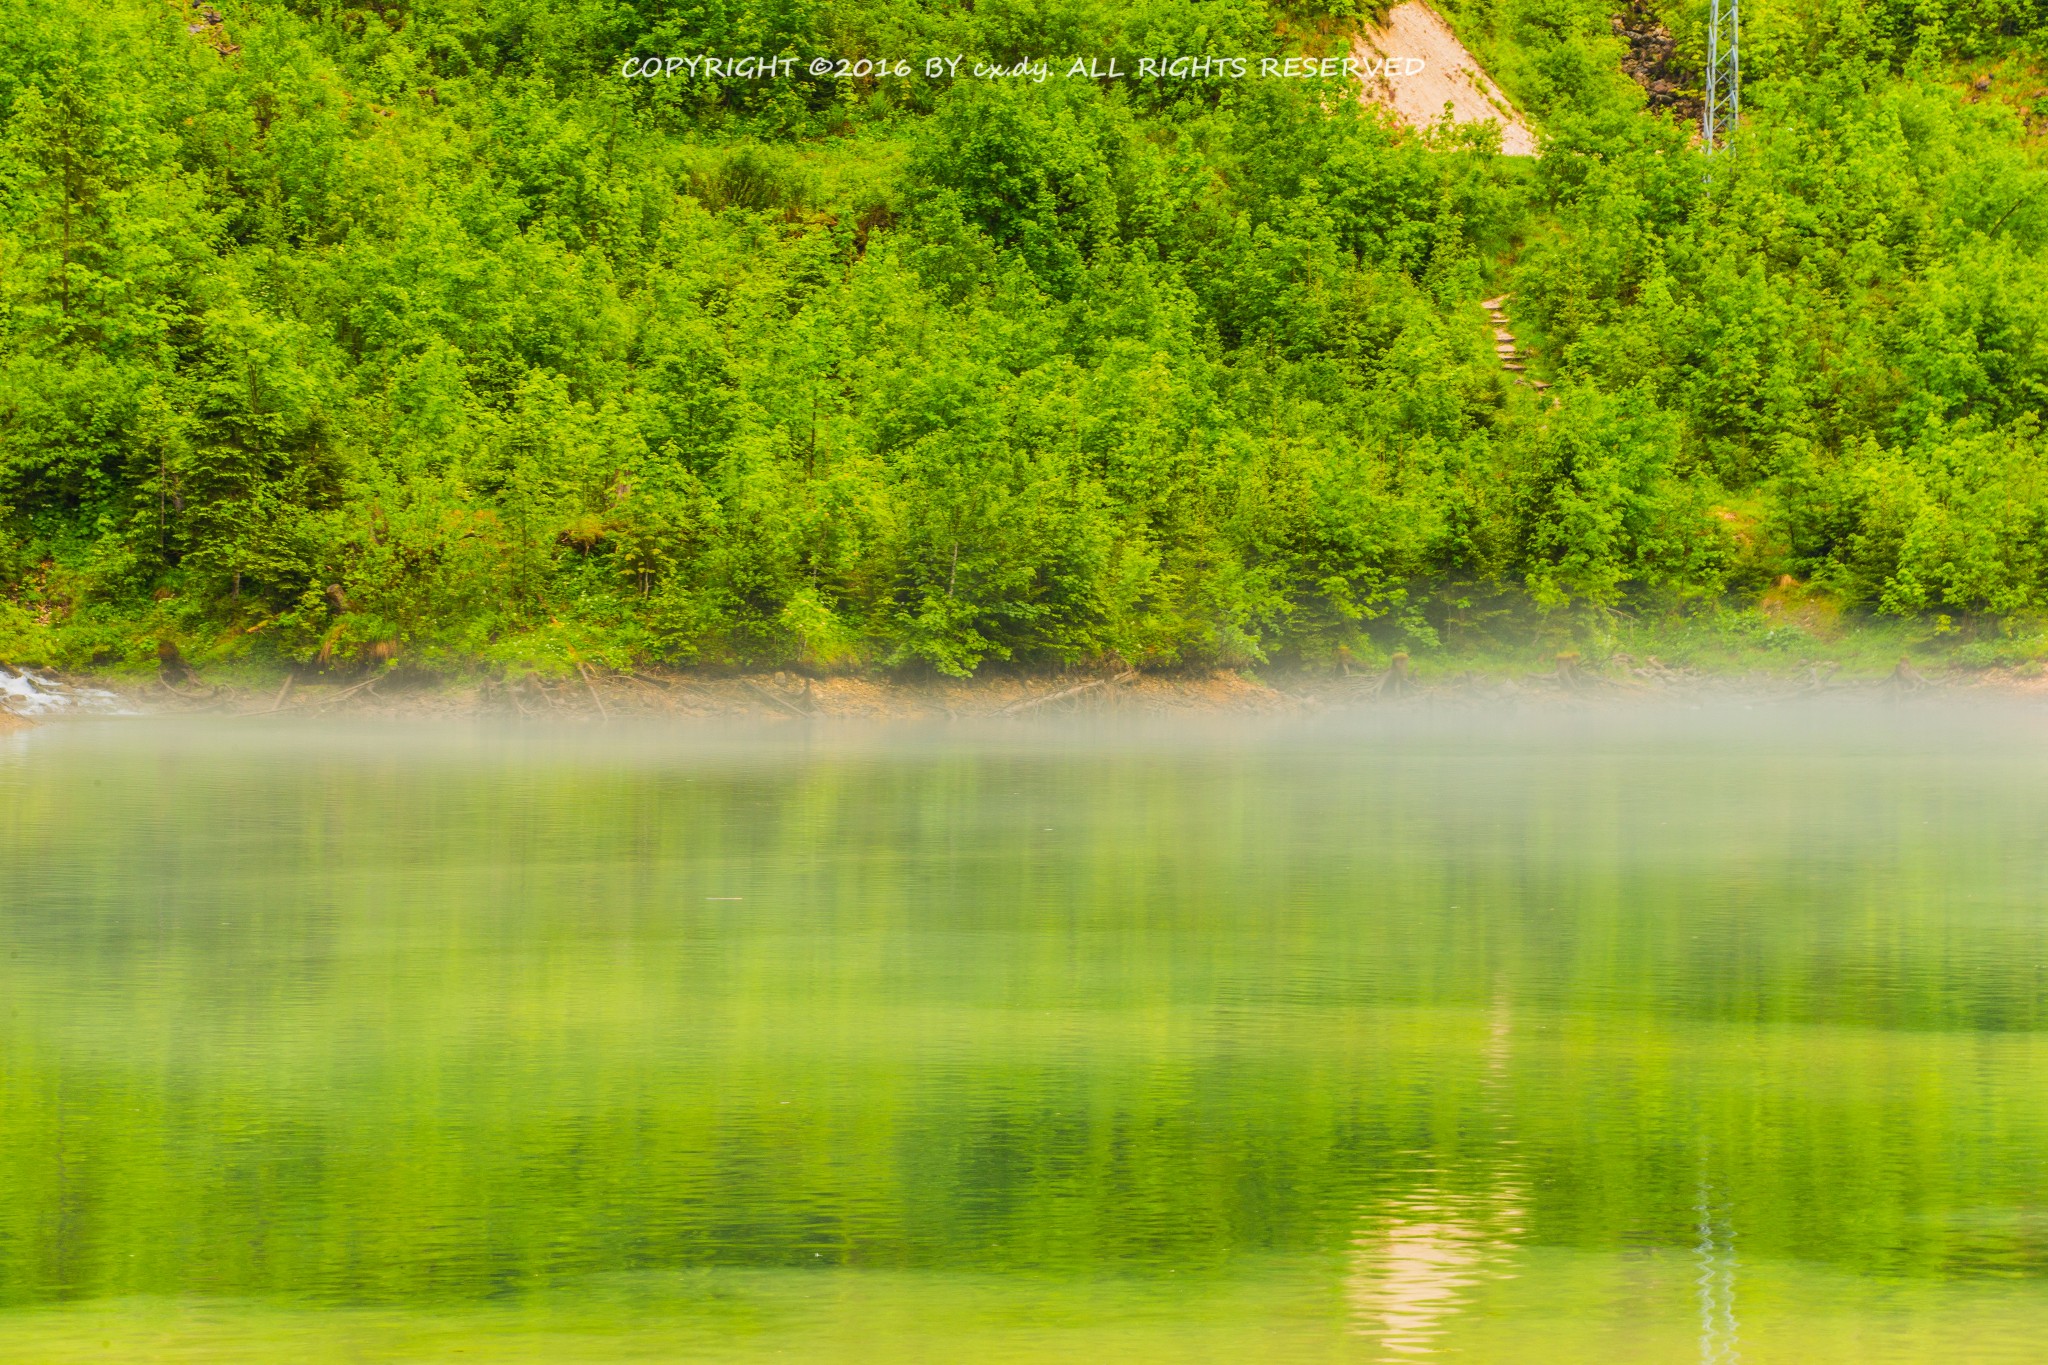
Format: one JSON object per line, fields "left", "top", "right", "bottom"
{"left": 185, "top": 0, "right": 241, "bottom": 57}
{"left": 1612, "top": 2, "right": 1700, "bottom": 124}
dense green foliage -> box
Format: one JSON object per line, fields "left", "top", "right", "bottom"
{"left": 3, "top": 0, "right": 2047, "bottom": 675}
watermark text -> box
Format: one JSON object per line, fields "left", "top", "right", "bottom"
{"left": 616, "top": 53, "right": 1428, "bottom": 82}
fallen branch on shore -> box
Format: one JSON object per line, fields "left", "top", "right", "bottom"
{"left": 251, "top": 673, "right": 381, "bottom": 716}
{"left": 744, "top": 677, "right": 814, "bottom": 718}
{"left": 577, "top": 662, "right": 610, "bottom": 721}
{"left": 999, "top": 670, "right": 1138, "bottom": 716}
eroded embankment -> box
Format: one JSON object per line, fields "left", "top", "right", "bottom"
{"left": 7, "top": 656, "right": 2043, "bottom": 727}
{"left": 1355, "top": 2, "right": 1538, "bottom": 155}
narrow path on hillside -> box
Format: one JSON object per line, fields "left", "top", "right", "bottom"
{"left": 1482, "top": 295, "right": 1549, "bottom": 390}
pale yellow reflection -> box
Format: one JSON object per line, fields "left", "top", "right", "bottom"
{"left": 1347, "top": 994, "right": 1524, "bottom": 1358}
{"left": 1345, "top": 1185, "right": 1526, "bottom": 1357}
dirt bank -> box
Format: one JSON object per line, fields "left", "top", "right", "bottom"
{"left": 65, "top": 668, "right": 1308, "bottom": 724}
{"left": 1356, "top": 2, "right": 1538, "bottom": 155}
{"left": 8, "top": 657, "right": 2044, "bottom": 727}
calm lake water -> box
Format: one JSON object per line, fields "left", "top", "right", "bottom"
{"left": 3, "top": 708, "right": 2046, "bottom": 1362}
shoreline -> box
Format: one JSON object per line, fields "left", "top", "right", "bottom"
{"left": 8, "top": 658, "right": 2048, "bottom": 725}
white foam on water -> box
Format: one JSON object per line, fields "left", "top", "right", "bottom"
{"left": 0, "top": 665, "right": 133, "bottom": 716}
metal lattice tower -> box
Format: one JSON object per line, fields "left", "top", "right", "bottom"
{"left": 1703, "top": 0, "right": 1739, "bottom": 152}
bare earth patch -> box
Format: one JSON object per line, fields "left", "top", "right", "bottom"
{"left": 1355, "top": 2, "right": 1538, "bottom": 156}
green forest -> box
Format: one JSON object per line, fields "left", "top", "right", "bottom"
{"left": 5, "top": 0, "right": 2048, "bottom": 679}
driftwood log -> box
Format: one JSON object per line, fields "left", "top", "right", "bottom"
{"left": 999, "top": 670, "right": 1138, "bottom": 716}
{"left": 743, "top": 677, "right": 814, "bottom": 717}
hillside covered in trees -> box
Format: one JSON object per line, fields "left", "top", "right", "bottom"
{"left": 5, "top": 0, "right": 2048, "bottom": 679}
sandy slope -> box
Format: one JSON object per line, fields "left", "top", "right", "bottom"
{"left": 1355, "top": 2, "right": 1538, "bottom": 156}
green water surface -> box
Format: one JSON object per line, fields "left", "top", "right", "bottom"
{"left": 2, "top": 710, "right": 2046, "bottom": 1361}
